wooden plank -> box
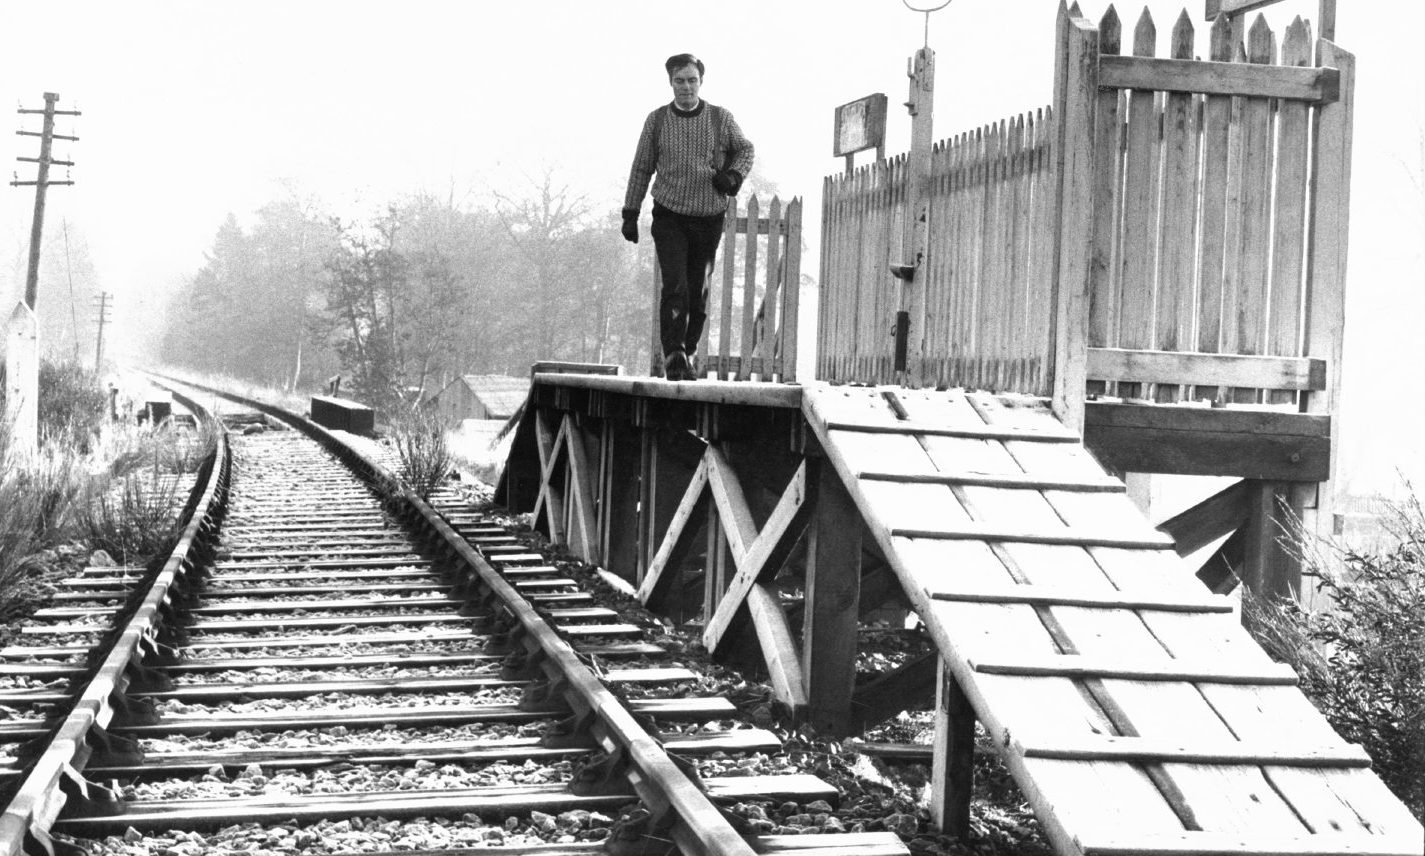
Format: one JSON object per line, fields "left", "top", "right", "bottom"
{"left": 748, "top": 833, "right": 909, "bottom": 856}
{"left": 802, "top": 459, "right": 860, "bottom": 736}
{"left": 1012, "top": 735, "right": 1370, "bottom": 767}
{"left": 532, "top": 408, "right": 567, "bottom": 544}
{"left": 1266, "top": 18, "right": 1314, "bottom": 406}
{"left": 781, "top": 198, "right": 802, "bottom": 382}
{"left": 703, "top": 462, "right": 809, "bottom": 653}
{"left": 1099, "top": 55, "right": 1339, "bottom": 102}
{"left": 1301, "top": 38, "right": 1354, "bottom": 535}
{"left": 562, "top": 414, "right": 599, "bottom": 562}
{"left": 1088, "top": 348, "right": 1325, "bottom": 389}
{"left": 1113, "top": 9, "right": 1162, "bottom": 402}
{"left": 718, "top": 197, "right": 738, "bottom": 380}
{"left": 756, "top": 197, "right": 783, "bottom": 378}
{"left": 1205, "top": 0, "right": 1288, "bottom": 17}
{"left": 746, "top": 583, "right": 808, "bottom": 713}
{"left": 971, "top": 654, "right": 1298, "bottom": 685}
{"left": 739, "top": 194, "right": 761, "bottom": 381}
{"left": 1077, "top": 831, "right": 1423, "bottom": 856}
{"left": 1156, "top": 479, "right": 1250, "bottom": 556}
{"left": 705, "top": 446, "right": 758, "bottom": 561}
{"left": 1239, "top": 480, "right": 1303, "bottom": 600}
{"left": 927, "top": 584, "right": 1232, "bottom": 613}
{"left": 1192, "top": 14, "right": 1236, "bottom": 402}
{"left": 826, "top": 420, "right": 1078, "bottom": 442}
{"left": 1152, "top": 12, "right": 1201, "bottom": 404}
{"left": 635, "top": 458, "right": 709, "bottom": 605}
{"left": 931, "top": 660, "right": 975, "bottom": 838}
{"left": 1232, "top": 17, "right": 1279, "bottom": 403}
{"left": 530, "top": 372, "right": 802, "bottom": 409}
{"left": 892, "top": 525, "right": 1173, "bottom": 550}
{"left": 600, "top": 420, "right": 642, "bottom": 583}
{"left": 1087, "top": 7, "right": 1124, "bottom": 387}
{"left": 1084, "top": 402, "right": 1330, "bottom": 480}
{"left": 858, "top": 468, "right": 1124, "bottom": 492}
{"left": 1050, "top": 4, "right": 1099, "bottom": 428}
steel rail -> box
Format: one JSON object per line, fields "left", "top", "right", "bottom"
{"left": 165, "top": 377, "right": 759, "bottom": 856}
{"left": 0, "top": 384, "right": 230, "bottom": 856}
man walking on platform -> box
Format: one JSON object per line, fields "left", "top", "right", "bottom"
{"left": 622, "top": 53, "right": 755, "bottom": 381}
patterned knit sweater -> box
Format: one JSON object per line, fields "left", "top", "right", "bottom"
{"left": 623, "top": 100, "right": 755, "bottom": 218}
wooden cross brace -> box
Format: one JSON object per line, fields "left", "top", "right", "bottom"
{"left": 531, "top": 410, "right": 598, "bottom": 561}
{"left": 634, "top": 445, "right": 812, "bottom": 712}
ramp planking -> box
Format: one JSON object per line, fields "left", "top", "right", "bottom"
{"left": 802, "top": 384, "right": 1422, "bottom": 856}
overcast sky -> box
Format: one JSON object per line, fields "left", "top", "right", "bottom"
{"left": 0, "top": 0, "right": 1419, "bottom": 495}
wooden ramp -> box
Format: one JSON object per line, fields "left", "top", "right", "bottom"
{"left": 802, "top": 384, "right": 1422, "bottom": 856}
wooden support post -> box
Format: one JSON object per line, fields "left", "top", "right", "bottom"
{"left": 932, "top": 658, "right": 976, "bottom": 840}
{"left": 1301, "top": 38, "right": 1354, "bottom": 542}
{"left": 1050, "top": 3, "right": 1099, "bottom": 433}
{"left": 1238, "top": 480, "right": 1305, "bottom": 602}
{"left": 563, "top": 415, "right": 601, "bottom": 563}
{"left": 801, "top": 459, "right": 861, "bottom": 736}
{"left": 636, "top": 435, "right": 710, "bottom": 613}
{"left": 600, "top": 421, "right": 642, "bottom": 584}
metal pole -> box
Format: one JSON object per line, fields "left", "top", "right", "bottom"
{"left": 23, "top": 93, "right": 59, "bottom": 311}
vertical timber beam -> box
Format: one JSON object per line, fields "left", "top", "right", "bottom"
{"left": 532, "top": 409, "right": 567, "bottom": 545}
{"left": 1302, "top": 38, "right": 1354, "bottom": 545}
{"left": 1049, "top": 2, "right": 1099, "bottom": 433}
{"left": 1239, "top": 480, "right": 1305, "bottom": 602}
{"left": 801, "top": 459, "right": 861, "bottom": 736}
{"left": 601, "top": 420, "right": 642, "bottom": 584}
{"left": 931, "top": 658, "right": 976, "bottom": 839}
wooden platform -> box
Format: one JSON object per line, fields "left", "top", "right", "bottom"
{"left": 502, "top": 375, "right": 1423, "bottom": 856}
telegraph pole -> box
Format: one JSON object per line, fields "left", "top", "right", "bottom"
{"left": 5, "top": 92, "right": 78, "bottom": 453}
{"left": 13, "top": 92, "right": 80, "bottom": 311}
{"left": 93, "top": 292, "right": 111, "bottom": 371}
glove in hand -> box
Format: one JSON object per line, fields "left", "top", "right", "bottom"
{"left": 620, "top": 211, "right": 638, "bottom": 244}
{"left": 712, "top": 169, "right": 743, "bottom": 196}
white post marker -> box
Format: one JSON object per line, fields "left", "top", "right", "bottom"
{"left": 4, "top": 302, "right": 39, "bottom": 453}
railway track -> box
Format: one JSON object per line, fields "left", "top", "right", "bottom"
{"left": 0, "top": 384, "right": 909, "bottom": 856}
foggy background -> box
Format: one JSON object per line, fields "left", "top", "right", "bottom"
{"left": 0, "top": 0, "right": 1418, "bottom": 496}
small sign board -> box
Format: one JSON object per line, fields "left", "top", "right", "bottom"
{"left": 833, "top": 93, "right": 888, "bottom": 158}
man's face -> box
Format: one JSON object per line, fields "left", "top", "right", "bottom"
{"left": 669, "top": 65, "right": 701, "bottom": 109}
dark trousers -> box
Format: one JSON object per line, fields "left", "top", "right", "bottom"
{"left": 651, "top": 203, "right": 725, "bottom": 359}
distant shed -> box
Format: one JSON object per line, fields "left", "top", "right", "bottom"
{"left": 428, "top": 375, "right": 529, "bottom": 422}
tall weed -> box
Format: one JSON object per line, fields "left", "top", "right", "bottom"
{"left": 390, "top": 406, "right": 453, "bottom": 499}
{"left": 76, "top": 472, "right": 180, "bottom": 566}
{"left": 1244, "top": 491, "right": 1425, "bottom": 820}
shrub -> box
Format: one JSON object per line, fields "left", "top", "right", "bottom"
{"left": 0, "top": 419, "right": 86, "bottom": 616}
{"left": 390, "top": 405, "right": 453, "bottom": 500}
{"left": 1244, "top": 492, "right": 1425, "bottom": 821}
{"left": 76, "top": 472, "right": 180, "bottom": 566}
{"left": 38, "top": 360, "right": 108, "bottom": 452}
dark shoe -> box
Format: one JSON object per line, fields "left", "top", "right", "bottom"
{"left": 681, "top": 354, "right": 701, "bottom": 381}
{"left": 664, "top": 350, "right": 689, "bottom": 381}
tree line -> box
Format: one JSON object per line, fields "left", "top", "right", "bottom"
{"left": 158, "top": 173, "right": 657, "bottom": 412}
